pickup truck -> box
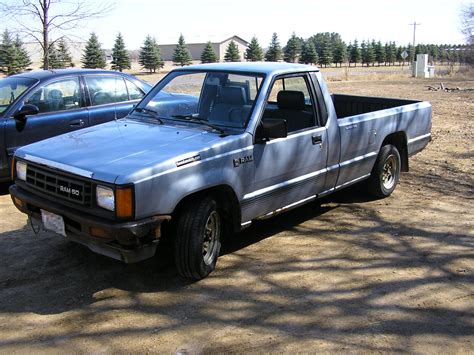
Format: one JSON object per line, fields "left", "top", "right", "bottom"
{"left": 10, "top": 63, "right": 432, "bottom": 280}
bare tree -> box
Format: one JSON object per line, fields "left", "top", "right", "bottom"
{"left": 461, "top": 3, "right": 473, "bottom": 45}
{"left": 0, "top": 0, "right": 114, "bottom": 69}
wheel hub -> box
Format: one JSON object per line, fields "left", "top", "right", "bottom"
{"left": 382, "top": 155, "right": 397, "bottom": 190}
{"left": 202, "top": 210, "right": 220, "bottom": 265}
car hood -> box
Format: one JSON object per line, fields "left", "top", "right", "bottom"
{"left": 16, "top": 118, "right": 227, "bottom": 184}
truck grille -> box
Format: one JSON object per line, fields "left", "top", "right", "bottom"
{"left": 26, "top": 164, "right": 92, "bottom": 206}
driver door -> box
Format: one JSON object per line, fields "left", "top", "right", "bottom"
{"left": 4, "top": 76, "right": 89, "bottom": 158}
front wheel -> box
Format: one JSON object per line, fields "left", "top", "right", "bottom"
{"left": 175, "top": 197, "right": 222, "bottom": 280}
{"left": 367, "top": 144, "right": 401, "bottom": 198}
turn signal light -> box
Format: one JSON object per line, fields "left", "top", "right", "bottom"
{"left": 116, "top": 186, "right": 133, "bottom": 218}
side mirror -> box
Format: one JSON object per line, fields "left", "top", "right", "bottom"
{"left": 14, "top": 104, "right": 39, "bottom": 121}
{"left": 258, "top": 118, "right": 287, "bottom": 141}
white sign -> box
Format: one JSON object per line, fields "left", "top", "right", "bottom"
{"left": 401, "top": 50, "right": 409, "bottom": 59}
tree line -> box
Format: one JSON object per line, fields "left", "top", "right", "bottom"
{"left": 1, "top": 30, "right": 472, "bottom": 75}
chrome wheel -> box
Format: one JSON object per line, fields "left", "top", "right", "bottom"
{"left": 202, "top": 210, "right": 220, "bottom": 265}
{"left": 381, "top": 154, "right": 397, "bottom": 190}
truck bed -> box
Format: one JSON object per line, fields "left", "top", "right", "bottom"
{"left": 331, "top": 94, "right": 419, "bottom": 119}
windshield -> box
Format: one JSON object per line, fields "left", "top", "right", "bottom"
{"left": 0, "top": 77, "right": 37, "bottom": 115}
{"left": 138, "top": 71, "right": 264, "bottom": 129}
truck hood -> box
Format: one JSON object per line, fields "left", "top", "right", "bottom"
{"left": 16, "top": 118, "right": 227, "bottom": 183}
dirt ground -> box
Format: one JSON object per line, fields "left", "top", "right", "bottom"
{"left": 0, "top": 75, "right": 472, "bottom": 354}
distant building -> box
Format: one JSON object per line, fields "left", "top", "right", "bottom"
{"left": 158, "top": 35, "right": 249, "bottom": 62}
{"left": 24, "top": 42, "right": 87, "bottom": 67}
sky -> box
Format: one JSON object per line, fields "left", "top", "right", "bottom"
{"left": 3, "top": 0, "right": 471, "bottom": 49}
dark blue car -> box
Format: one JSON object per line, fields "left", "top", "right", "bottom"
{"left": 0, "top": 69, "right": 152, "bottom": 181}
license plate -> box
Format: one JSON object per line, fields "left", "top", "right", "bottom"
{"left": 41, "top": 209, "right": 66, "bottom": 237}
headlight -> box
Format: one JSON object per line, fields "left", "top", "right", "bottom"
{"left": 96, "top": 185, "right": 114, "bottom": 211}
{"left": 16, "top": 161, "right": 27, "bottom": 181}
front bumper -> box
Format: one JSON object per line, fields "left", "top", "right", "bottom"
{"left": 10, "top": 185, "right": 171, "bottom": 263}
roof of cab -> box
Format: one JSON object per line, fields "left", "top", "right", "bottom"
{"left": 10, "top": 68, "right": 135, "bottom": 81}
{"left": 173, "top": 62, "right": 320, "bottom": 76}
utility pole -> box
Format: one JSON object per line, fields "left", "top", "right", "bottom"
{"left": 409, "top": 21, "right": 421, "bottom": 62}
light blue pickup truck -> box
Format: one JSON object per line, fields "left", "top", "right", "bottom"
{"left": 10, "top": 63, "right": 432, "bottom": 280}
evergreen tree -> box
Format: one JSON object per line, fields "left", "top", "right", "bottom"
{"left": 318, "top": 35, "right": 333, "bottom": 67}
{"left": 200, "top": 41, "right": 218, "bottom": 63}
{"left": 350, "top": 40, "right": 361, "bottom": 67}
{"left": 361, "top": 40, "right": 375, "bottom": 66}
{"left": 375, "top": 40, "right": 386, "bottom": 66}
{"left": 386, "top": 42, "right": 397, "bottom": 66}
{"left": 173, "top": 34, "right": 192, "bottom": 66}
{"left": 333, "top": 40, "right": 347, "bottom": 67}
{"left": 396, "top": 46, "right": 404, "bottom": 65}
{"left": 283, "top": 32, "right": 301, "bottom": 63}
{"left": 139, "top": 35, "right": 164, "bottom": 73}
{"left": 57, "top": 38, "right": 73, "bottom": 68}
{"left": 245, "top": 36, "right": 264, "bottom": 61}
{"left": 224, "top": 40, "right": 241, "bottom": 62}
{"left": 44, "top": 43, "right": 62, "bottom": 69}
{"left": 0, "top": 30, "right": 20, "bottom": 75}
{"left": 82, "top": 32, "right": 106, "bottom": 69}
{"left": 111, "top": 33, "right": 131, "bottom": 72}
{"left": 14, "top": 35, "right": 31, "bottom": 72}
{"left": 299, "top": 40, "right": 318, "bottom": 64}
{"left": 264, "top": 32, "right": 282, "bottom": 62}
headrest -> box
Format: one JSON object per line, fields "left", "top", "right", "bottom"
{"left": 219, "top": 86, "right": 246, "bottom": 106}
{"left": 277, "top": 90, "right": 306, "bottom": 110}
{"left": 48, "top": 89, "right": 63, "bottom": 100}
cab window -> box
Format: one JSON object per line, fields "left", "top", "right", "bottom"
{"left": 264, "top": 75, "right": 317, "bottom": 133}
{"left": 25, "top": 78, "right": 80, "bottom": 113}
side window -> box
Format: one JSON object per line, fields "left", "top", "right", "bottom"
{"left": 125, "top": 79, "right": 145, "bottom": 100}
{"left": 85, "top": 76, "right": 129, "bottom": 106}
{"left": 263, "top": 75, "right": 317, "bottom": 133}
{"left": 26, "top": 78, "right": 80, "bottom": 113}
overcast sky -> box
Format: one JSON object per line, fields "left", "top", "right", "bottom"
{"left": 4, "top": 0, "right": 471, "bottom": 48}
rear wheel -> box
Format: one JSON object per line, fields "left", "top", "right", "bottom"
{"left": 368, "top": 144, "right": 401, "bottom": 198}
{"left": 175, "top": 197, "right": 222, "bottom": 280}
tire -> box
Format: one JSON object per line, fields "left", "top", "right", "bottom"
{"left": 367, "top": 144, "right": 401, "bottom": 198}
{"left": 175, "top": 196, "right": 222, "bottom": 280}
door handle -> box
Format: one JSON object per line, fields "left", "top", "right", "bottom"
{"left": 312, "top": 135, "right": 323, "bottom": 145}
{"left": 69, "top": 119, "right": 85, "bottom": 127}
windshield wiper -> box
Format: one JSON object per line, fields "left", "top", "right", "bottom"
{"left": 134, "top": 107, "right": 164, "bottom": 124}
{"left": 171, "top": 114, "right": 225, "bottom": 135}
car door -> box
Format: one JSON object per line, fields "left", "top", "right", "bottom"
{"left": 242, "top": 73, "right": 329, "bottom": 221}
{"left": 85, "top": 75, "right": 144, "bottom": 126}
{"left": 3, "top": 76, "right": 89, "bottom": 159}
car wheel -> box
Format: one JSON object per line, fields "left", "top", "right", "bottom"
{"left": 368, "top": 144, "right": 401, "bottom": 198}
{"left": 175, "top": 196, "right": 222, "bottom": 280}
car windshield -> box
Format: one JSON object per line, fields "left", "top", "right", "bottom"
{"left": 137, "top": 71, "right": 264, "bottom": 129}
{"left": 0, "top": 77, "right": 38, "bottom": 115}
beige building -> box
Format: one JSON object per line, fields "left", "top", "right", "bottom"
{"left": 159, "top": 35, "right": 249, "bottom": 62}
{"left": 24, "top": 42, "right": 87, "bottom": 68}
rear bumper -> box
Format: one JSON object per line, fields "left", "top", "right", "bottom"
{"left": 10, "top": 184, "right": 171, "bottom": 263}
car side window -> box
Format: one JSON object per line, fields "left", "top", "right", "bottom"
{"left": 85, "top": 76, "right": 129, "bottom": 106}
{"left": 25, "top": 78, "right": 80, "bottom": 114}
{"left": 125, "top": 79, "right": 145, "bottom": 100}
{"left": 264, "top": 75, "right": 317, "bottom": 133}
